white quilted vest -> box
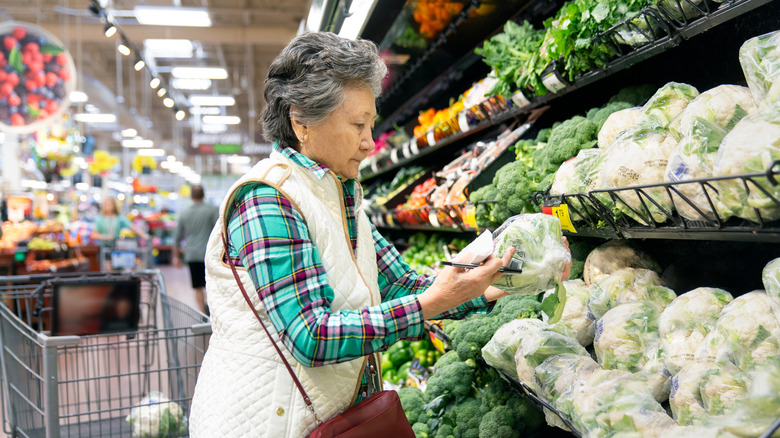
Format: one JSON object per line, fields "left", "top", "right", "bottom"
{"left": 190, "top": 151, "right": 381, "bottom": 437}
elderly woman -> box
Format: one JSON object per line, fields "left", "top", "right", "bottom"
{"left": 189, "top": 33, "right": 518, "bottom": 437}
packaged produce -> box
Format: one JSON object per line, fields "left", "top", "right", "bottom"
{"left": 699, "top": 364, "right": 751, "bottom": 417}
{"left": 669, "top": 361, "right": 721, "bottom": 425}
{"left": 549, "top": 148, "right": 606, "bottom": 221}
{"left": 534, "top": 353, "right": 601, "bottom": 413}
{"left": 713, "top": 104, "right": 780, "bottom": 222}
{"left": 490, "top": 214, "right": 571, "bottom": 297}
{"left": 593, "top": 301, "right": 670, "bottom": 402}
{"left": 481, "top": 318, "right": 548, "bottom": 379}
{"left": 668, "top": 85, "right": 756, "bottom": 141}
{"left": 695, "top": 290, "right": 780, "bottom": 371}
{"left": 659, "top": 287, "right": 734, "bottom": 375}
{"left": 513, "top": 321, "right": 588, "bottom": 387}
{"left": 126, "top": 391, "right": 188, "bottom": 438}
{"left": 541, "top": 279, "right": 595, "bottom": 346}
{"left": 739, "top": 30, "right": 780, "bottom": 107}
{"left": 764, "top": 257, "right": 780, "bottom": 320}
{"left": 717, "top": 356, "right": 780, "bottom": 437}
{"left": 597, "top": 107, "right": 644, "bottom": 148}
{"left": 587, "top": 267, "right": 672, "bottom": 321}
{"left": 582, "top": 240, "right": 662, "bottom": 286}
{"left": 641, "top": 82, "right": 700, "bottom": 129}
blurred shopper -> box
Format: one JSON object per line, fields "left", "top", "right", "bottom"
{"left": 93, "top": 198, "right": 149, "bottom": 247}
{"left": 173, "top": 185, "right": 219, "bottom": 314}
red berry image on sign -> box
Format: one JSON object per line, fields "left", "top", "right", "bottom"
{"left": 12, "top": 27, "right": 25, "bottom": 41}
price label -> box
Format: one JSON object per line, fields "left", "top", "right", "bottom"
{"left": 429, "top": 331, "right": 446, "bottom": 354}
{"left": 385, "top": 213, "right": 395, "bottom": 227}
{"left": 426, "top": 130, "right": 436, "bottom": 147}
{"left": 370, "top": 159, "right": 379, "bottom": 173}
{"left": 402, "top": 141, "right": 412, "bottom": 158}
{"left": 542, "top": 71, "right": 566, "bottom": 94}
{"left": 410, "top": 140, "right": 420, "bottom": 156}
{"left": 542, "top": 201, "right": 577, "bottom": 233}
{"left": 390, "top": 147, "right": 400, "bottom": 164}
{"left": 462, "top": 205, "right": 478, "bottom": 230}
{"left": 429, "top": 213, "right": 440, "bottom": 228}
{"left": 511, "top": 90, "right": 531, "bottom": 108}
{"left": 458, "top": 111, "right": 470, "bottom": 133}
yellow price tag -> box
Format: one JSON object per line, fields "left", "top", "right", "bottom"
{"left": 428, "top": 331, "right": 446, "bottom": 354}
{"left": 543, "top": 202, "right": 577, "bottom": 233}
{"left": 462, "top": 205, "right": 478, "bottom": 230}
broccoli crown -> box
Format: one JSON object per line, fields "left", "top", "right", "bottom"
{"left": 478, "top": 406, "right": 517, "bottom": 438}
{"left": 413, "top": 422, "right": 431, "bottom": 438}
{"left": 589, "top": 101, "right": 634, "bottom": 132}
{"left": 469, "top": 184, "right": 499, "bottom": 229}
{"left": 469, "top": 184, "right": 497, "bottom": 204}
{"left": 425, "top": 361, "right": 476, "bottom": 401}
{"left": 399, "top": 386, "right": 427, "bottom": 425}
{"left": 477, "top": 396, "right": 544, "bottom": 438}
{"left": 441, "top": 319, "right": 464, "bottom": 341}
{"left": 488, "top": 295, "right": 541, "bottom": 325}
{"left": 535, "top": 127, "right": 552, "bottom": 143}
{"left": 450, "top": 315, "right": 502, "bottom": 362}
{"left": 546, "top": 116, "right": 597, "bottom": 163}
{"left": 489, "top": 203, "right": 513, "bottom": 227}
{"left": 451, "top": 397, "right": 487, "bottom": 438}
{"left": 608, "top": 84, "right": 657, "bottom": 106}
{"left": 493, "top": 161, "right": 536, "bottom": 215}
{"left": 434, "top": 350, "right": 461, "bottom": 371}
{"left": 434, "top": 424, "right": 455, "bottom": 438}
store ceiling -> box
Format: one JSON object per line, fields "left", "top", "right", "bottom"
{"left": 1, "top": 0, "right": 308, "bottom": 169}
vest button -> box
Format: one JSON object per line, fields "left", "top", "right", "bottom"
{"left": 276, "top": 407, "right": 285, "bottom": 416}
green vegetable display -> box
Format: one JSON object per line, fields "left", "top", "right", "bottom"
{"left": 383, "top": 338, "right": 442, "bottom": 385}
{"left": 401, "top": 233, "right": 469, "bottom": 274}
{"left": 739, "top": 30, "right": 780, "bottom": 108}
{"left": 474, "top": 20, "right": 545, "bottom": 98}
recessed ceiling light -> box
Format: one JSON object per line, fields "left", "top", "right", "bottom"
{"left": 150, "top": 77, "right": 161, "bottom": 89}
{"left": 137, "top": 148, "right": 166, "bottom": 157}
{"left": 69, "top": 91, "right": 88, "bottom": 102}
{"left": 163, "top": 98, "right": 175, "bottom": 108}
{"left": 121, "top": 138, "right": 154, "bottom": 148}
{"left": 202, "top": 115, "right": 241, "bottom": 125}
{"left": 73, "top": 113, "right": 117, "bottom": 123}
{"left": 121, "top": 128, "right": 137, "bottom": 137}
{"left": 134, "top": 6, "right": 212, "bottom": 27}
{"left": 171, "top": 67, "right": 228, "bottom": 80}
{"left": 171, "top": 78, "right": 212, "bottom": 90}
{"left": 189, "top": 95, "right": 235, "bottom": 106}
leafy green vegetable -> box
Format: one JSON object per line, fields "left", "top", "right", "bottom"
{"left": 475, "top": 21, "right": 546, "bottom": 98}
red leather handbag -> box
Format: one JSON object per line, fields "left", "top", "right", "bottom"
{"left": 222, "top": 234, "right": 415, "bottom": 438}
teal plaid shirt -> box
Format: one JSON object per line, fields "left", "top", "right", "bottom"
{"left": 226, "top": 143, "right": 489, "bottom": 401}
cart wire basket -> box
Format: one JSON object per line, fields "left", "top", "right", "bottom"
{"left": 0, "top": 270, "right": 211, "bottom": 438}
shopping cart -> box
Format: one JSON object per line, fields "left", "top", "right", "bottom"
{"left": 100, "top": 239, "right": 154, "bottom": 272}
{"left": 0, "top": 270, "right": 211, "bottom": 437}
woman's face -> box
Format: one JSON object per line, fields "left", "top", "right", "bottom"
{"left": 102, "top": 199, "right": 116, "bottom": 215}
{"left": 295, "top": 85, "right": 376, "bottom": 180}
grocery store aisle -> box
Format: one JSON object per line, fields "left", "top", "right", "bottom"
{"left": 158, "top": 265, "right": 201, "bottom": 312}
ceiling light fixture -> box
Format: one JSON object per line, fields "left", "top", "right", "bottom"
{"left": 134, "top": 6, "right": 212, "bottom": 27}
{"left": 171, "top": 78, "right": 212, "bottom": 90}
{"left": 121, "top": 138, "right": 154, "bottom": 148}
{"left": 73, "top": 113, "right": 117, "bottom": 123}
{"left": 175, "top": 110, "right": 186, "bottom": 121}
{"left": 137, "top": 148, "right": 166, "bottom": 157}
{"left": 143, "top": 39, "right": 193, "bottom": 58}
{"left": 163, "top": 97, "right": 175, "bottom": 108}
{"left": 134, "top": 58, "right": 145, "bottom": 71}
{"left": 338, "top": 0, "right": 379, "bottom": 40}
{"left": 202, "top": 115, "right": 241, "bottom": 125}
{"left": 201, "top": 124, "right": 228, "bottom": 133}
{"left": 104, "top": 23, "right": 117, "bottom": 38}
{"left": 171, "top": 67, "right": 228, "bottom": 80}
{"left": 117, "top": 43, "right": 131, "bottom": 56}
{"left": 157, "top": 88, "right": 167, "bottom": 97}
{"left": 121, "top": 128, "right": 137, "bottom": 137}
{"left": 69, "top": 91, "right": 88, "bottom": 103}
{"left": 189, "top": 106, "right": 221, "bottom": 115}
{"left": 149, "top": 77, "right": 161, "bottom": 89}
{"left": 189, "top": 95, "right": 235, "bottom": 106}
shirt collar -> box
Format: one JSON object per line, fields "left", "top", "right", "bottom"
{"left": 274, "top": 142, "right": 330, "bottom": 180}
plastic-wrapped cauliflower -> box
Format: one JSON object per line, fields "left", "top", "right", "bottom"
{"left": 126, "top": 392, "right": 188, "bottom": 438}
{"left": 739, "top": 30, "right": 780, "bottom": 107}
{"left": 490, "top": 214, "right": 571, "bottom": 296}
{"left": 695, "top": 291, "right": 780, "bottom": 371}
{"left": 713, "top": 104, "right": 780, "bottom": 223}
{"left": 669, "top": 362, "right": 721, "bottom": 425}
{"left": 598, "top": 107, "right": 645, "bottom": 148}
{"left": 699, "top": 365, "right": 750, "bottom": 416}
{"left": 583, "top": 240, "right": 662, "bottom": 286}
{"left": 587, "top": 267, "right": 674, "bottom": 321}
{"left": 664, "top": 426, "right": 740, "bottom": 438}
{"left": 717, "top": 356, "right": 780, "bottom": 437}
{"left": 514, "top": 321, "right": 588, "bottom": 387}
{"left": 659, "top": 287, "right": 733, "bottom": 375}
{"left": 594, "top": 302, "right": 670, "bottom": 402}
{"left": 641, "top": 82, "right": 700, "bottom": 129}
{"left": 764, "top": 257, "right": 780, "bottom": 320}
{"left": 542, "top": 279, "right": 595, "bottom": 346}
{"left": 481, "top": 318, "right": 549, "bottom": 379}
{"left": 598, "top": 126, "right": 679, "bottom": 225}
{"left": 549, "top": 148, "right": 606, "bottom": 221}
{"left": 534, "top": 353, "right": 602, "bottom": 411}
{"left": 665, "top": 85, "right": 756, "bottom": 221}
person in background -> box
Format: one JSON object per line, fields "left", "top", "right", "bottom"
{"left": 93, "top": 198, "right": 149, "bottom": 247}
{"left": 173, "top": 185, "right": 219, "bottom": 314}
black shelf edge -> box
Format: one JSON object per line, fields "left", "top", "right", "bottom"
{"left": 375, "top": 224, "right": 478, "bottom": 234}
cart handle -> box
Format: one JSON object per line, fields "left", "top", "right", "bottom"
{"left": 36, "top": 333, "right": 81, "bottom": 347}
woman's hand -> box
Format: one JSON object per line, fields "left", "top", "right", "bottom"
{"left": 418, "top": 248, "right": 514, "bottom": 319}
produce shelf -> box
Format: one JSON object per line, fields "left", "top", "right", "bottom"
{"left": 538, "top": 161, "right": 780, "bottom": 242}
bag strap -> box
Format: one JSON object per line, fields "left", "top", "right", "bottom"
{"left": 221, "top": 232, "right": 321, "bottom": 423}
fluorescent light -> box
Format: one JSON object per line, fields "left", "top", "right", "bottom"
{"left": 137, "top": 148, "right": 165, "bottom": 157}
{"left": 74, "top": 113, "right": 117, "bottom": 123}
{"left": 306, "top": 0, "right": 327, "bottom": 32}
{"left": 190, "top": 106, "right": 221, "bottom": 115}
{"left": 121, "top": 138, "right": 154, "bottom": 148}
{"left": 150, "top": 77, "right": 160, "bottom": 89}
{"left": 201, "top": 124, "right": 227, "bottom": 133}
{"left": 171, "top": 67, "right": 228, "bottom": 80}
{"left": 118, "top": 43, "right": 131, "bottom": 56}
{"left": 104, "top": 24, "right": 117, "bottom": 38}
{"left": 203, "top": 115, "right": 240, "bottom": 125}
{"left": 143, "top": 39, "right": 193, "bottom": 58}
{"left": 167, "top": 155, "right": 176, "bottom": 162}
{"left": 338, "top": 0, "right": 378, "bottom": 39}
{"left": 134, "top": 6, "right": 211, "bottom": 27}
{"left": 168, "top": 193, "right": 179, "bottom": 200}
{"left": 93, "top": 193, "right": 101, "bottom": 201}
{"left": 171, "top": 78, "right": 212, "bottom": 90}
{"left": 69, "top": 91, "right": 88, "bottom": 102}
{"left": 75, "top": 182, "right": 90, "bottom": 191}
{"left": 121, "top": 128, "right": 137, "bottom": 137}
{"left": 163, "top": 97, "right": 175, "bottom": 108}
{"left": 21, "top": 179, "right": 48, "bottom": 190}
{"left": 134, "top": 59, "right": 145, "bottom": 71}
{"left": 189, "top": 95, "right": 235, "bottom": 106}
{"left": 80, "top": 195, "right": 87, "bottom": 202}
{"left": 157, "top": 88, "right": 167, "bottom": 97}
{"left": 227, "top": 155, "right": 251, "bottom": 164}
{"left": 175, "top": 110, "right": 186, "bottom": 121}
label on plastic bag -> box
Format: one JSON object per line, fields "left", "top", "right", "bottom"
{"left": 462, "top": 205, "right": 478, "bottom": 230}
{"left": 458, "top": 111, "right": 470, "bottom": 133}
{"left": 542, "top": 201, "right": 577, "bottom": 233}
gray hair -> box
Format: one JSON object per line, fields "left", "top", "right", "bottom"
{"left": 261, "top": 32, "right": 387, "bottom": 148}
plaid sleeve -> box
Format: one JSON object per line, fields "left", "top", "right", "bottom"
{"left": 226, "top": 184, "right": 426, "bottom": 368}
{"left": 371, "top": 223, "right": 491, "bottom": 319}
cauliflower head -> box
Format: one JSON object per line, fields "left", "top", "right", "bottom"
{"left": 659, "top": 287, "right": 734, "bottom": 338}
{"left": 598, "top": 107, "right": 645, "bottom": 148}
{"left": 583, "top": 241, "right": 662, "bottom": 286}
{"left": 594, "top": 302, "right": 662, "bottom": 373}
{"left": 669, "top": 362, "right": 719, "bottom": 425}
{"left": 514, "top": 322, "right": 588, "bottom": 386}
{"left": 542, "top": 279, "right": 595, "bottom": 346}
{"left": 587, "top": 267, "right": 672, "bottom": 321}
{"left": 642, "top": 82, "right": 700, "bottom": 128}
{"left": 481, "top": 318, "right": 548, "bottom": 379}
{"left": 669, "top": 85, "right": 756, "bottom": 141}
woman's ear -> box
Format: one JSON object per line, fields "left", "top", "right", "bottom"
{"left": 289, "top": 106, "right": 308, "bottom": 143}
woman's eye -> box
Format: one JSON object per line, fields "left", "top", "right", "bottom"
{"left": 355, "top": 123, "right": 365, "bottom": 131}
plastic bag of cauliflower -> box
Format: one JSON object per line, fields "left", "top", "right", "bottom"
{"left": 593, "top": 302, "right": 671, "bottom": 402}
{"left": 659, "top": 287, "right": 734, "bottom": 375}
{"left": 534, "top": 353, "right": 602, "bottom": 414}
{"left": 713, "top": 104, "right": 780, "bottom": 223}
{"left": 642, "top": 82, "right": 701, "bottom": 129}
{"left": 664, "top": 85, "right": 756, "bottom": 221}
{"left": 716, "top": 356, "right": 780, "bottom": 437}
{"left": 699, "top": 365, "right": 751, "bottom": 416}
{"left": 549, "top": 148, "right": 606, "bottom": 222}
{"left": 513, "top": 321, "right": 588, "bottom": 387}
{"left": 126, "top": 391, "right": 188, "bottom": 438}
{"left": 541, "top": 279, "right": 595, "bottom": 346}
{"left": 764, "top": 257, "right": 780, "bottom": 322}
{"left": 670, "top": 362, "right": 725, "bottom": 425}
{"left": 481, "top": 318, "right": 550, "bottom": 379}
{"left": 598, "top": 107, "right": 645, "bottom": 148}
{"left": 695, "top": 290, "right": 780, "bottom": 371}
{"left": 582, "top": 240, "right": 662, "bottom": 286}
{"left": 739, "top": 30, "right": 780, "bottom": 108}
{"left": 587, "top": 267, "right": 674, "bottom": 321}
